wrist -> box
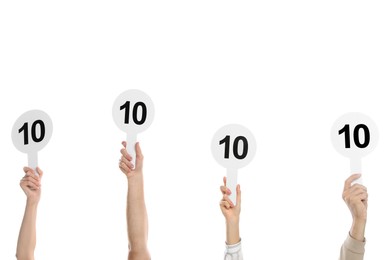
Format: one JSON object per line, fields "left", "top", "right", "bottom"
{"left": 126, "top": 171, "right": 143, "bottom": 180}
{"left": 350, "top": 219, "right": 366, "bottom": 242}
{"left": 26, "top": 198, "right": 39, "bottom": 207}
{"left": 226, "top": 217, "right": 240, "bottom": 226}
{"left": 353, "top": 215, "right": 367, "bottom": 223}
{"left": 226, "top": 218, "right": 240, "bottom": 245}
{"left": 127, "top": 172, "right": 144, "bottom": 188}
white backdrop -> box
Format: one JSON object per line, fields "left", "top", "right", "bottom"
{"left": 1, "top": 1, "right": 389, "bottom": 259}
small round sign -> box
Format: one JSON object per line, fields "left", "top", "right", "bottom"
{"left": 211, "top": 124, "right": 256, "bottom": 205}
{"left": 211, "top": 124, "right": 257, "bottom": 170}
{"left": 12, "top": 110, "right": 53, "bottom": 154}
{"left": 113, "top": 89, "right": 155, "bottom": 167}
{"left": 331, "top": 112, "right": 378, "bottom": 159}
{"left": 331, "top": 112, "right": 378, "bottom": 184}
{"left": 12, "top": 110, "right": 53, "bottom": 172}
{"left": 112, "top": 89, "right": 155, "bottom": 134}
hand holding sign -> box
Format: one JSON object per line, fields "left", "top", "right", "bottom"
{"left": 113, "top": 90, "right": 154, "bottom": 168}
{"left": 12, "top": 110, "right": 53, "bottom": 175}
{"left": 211, "top": 124, "right": 256, "bottom": 205}
{"left": 331, "top": 112, "right": 378, "bottom": 185}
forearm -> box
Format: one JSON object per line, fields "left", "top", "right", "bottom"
{"left": 226, "top": 218, "right": 240, "bottom": 245}
{"left": 126, "top": 174, "right": 149, "bottom": 253}
{"left": 16, "top": 200, "right": 38, "bottom": 260}
{"left": 224, "top": 230, "right": 243, "bottom": 260}
{"left": 350, "top": 219, "right": 366, "bottom": 242}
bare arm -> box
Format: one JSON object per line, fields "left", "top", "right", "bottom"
{"left": 16, "top": 167, "right": 43, "bottom": 260}
{"left": 119, "top": 142, "right": 150, "bottom": 260}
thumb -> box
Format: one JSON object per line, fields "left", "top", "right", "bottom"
{"left": 135, "top": 142, "right": 144, "bottom": 170}
{"left": 236, "top": 184, "right": 241, "bottom": 208}
{"left": 36, "top": 167, "right": 44, "bottom": 179}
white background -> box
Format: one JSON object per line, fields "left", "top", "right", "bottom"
{"left": 1, "top": 1, "right": 389, "bottom": 259}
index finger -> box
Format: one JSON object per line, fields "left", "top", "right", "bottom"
{"left": 120, "top": 147, "right": 132, "bottom": 161}
{"left": 23, "top": 167, "right": 33, "bottom": 174}
{"left": 220, "top": 185, "right": 231, "bottom": 196}
{"left": 22, "top": 167, "right": 39, "bottom": 182}
{"left": 344, "top": 174, "right": 362, "bottom": 190}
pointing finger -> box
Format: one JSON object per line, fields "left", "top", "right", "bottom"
{"left": 344, "top": 174, "right": 362, "bottom": 191}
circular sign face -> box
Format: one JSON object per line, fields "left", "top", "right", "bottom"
{"left": 112, "top": 89, "right": 155, "bottom": 134}
{"left": 331, "top": 112, "right": 378, "bottom": 159}
{"left": 211, "top": 124, "right": 257, "bottom": 170}
{"left": 12, "top": 110, "right": 53, "bottom": 154}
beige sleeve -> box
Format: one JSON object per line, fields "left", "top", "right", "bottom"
{"left": 339, "top": 233, "right": 365, "bottom": 260}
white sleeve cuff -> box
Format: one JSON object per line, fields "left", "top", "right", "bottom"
{"left": 225, "top": 239, "right": 243, "bottom": 260}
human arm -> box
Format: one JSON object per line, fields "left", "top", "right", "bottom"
{"left": 220, "top": 177, "right": 243, "bottom": 260}
{"left": 16, "top": 167, "right": 43, "bottom": 260}
{"left": 339, "top": 174, "right": 367, "bottom": 260}
{"left": 119, "top": 142, "right": 150, "bottom": 260}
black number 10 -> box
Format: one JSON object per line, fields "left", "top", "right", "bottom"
{"left": 120, "top": 101, "right": 147, "bottom": 125}
{"left": 219, "top": 135, "right": 248, "bottom": 159}
{"left": 18, "top": 120, "right": 46, "bottom": 145}
{"left": 338, "top": 124, "right": 370, "bottom": 149}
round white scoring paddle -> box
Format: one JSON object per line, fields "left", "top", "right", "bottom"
{"left": 113, "top": 89, "right": 154, "bottom": 168}
{"left": 331, "top": 112, "right": 378, "bottom": 185}
{"left": 12, "top": 110, "right": 53, "bottom": 175}
{"left": 211, "top": 124, "right": 256, "bottom": 205}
